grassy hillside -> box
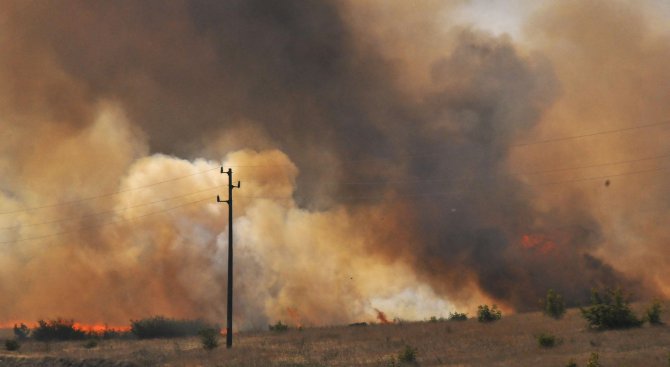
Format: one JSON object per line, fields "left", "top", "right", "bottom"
{"left": 1, "top": 305, "right": 669, "bottom": 366}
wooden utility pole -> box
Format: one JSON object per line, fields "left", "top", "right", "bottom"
{"left": 217, "top": 167, "right": 240, "bottom": 348}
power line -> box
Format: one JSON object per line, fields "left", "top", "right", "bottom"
{"left": 5, "top": 162, "right": 670, "bottom": 243}
{"left": 512, "top": 120, "right": 670, "bottom": 147}
{"left": 0, "top": 195, "right": 214, "bottom": 244}
{"left": 0, "top": 167, "right": 220, "bottom": 215}
{"left": 0, "top": 184, "right": 226, "bottom": 230}
{"left": 2, "top": 119, "right": 668, "bottom": 214}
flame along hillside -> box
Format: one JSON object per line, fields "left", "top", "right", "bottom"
{"left": 1, "top": 301, "right": 669, "bottom": 367}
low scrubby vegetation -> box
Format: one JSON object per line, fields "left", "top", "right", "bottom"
{"left": 580, "top": 288, "right": 643, "bottom": 330}
{"left": 130, "top": 316, "right": 216, "bottom": 339}
{"left": 4, "top": 339, "right": 20, "bottom": 351}
{"left": 397, "top": 345, "right": 417, "bottom": 363}
{"left": 13, "top": 323, "right": 30, "bottom": 340}
{"left": 586, "top": 352, "right": 601, "bottom": 367}
{"left": 268, "top": 320, "right": 289, "bottom": 332}
{"left": 448, "top": 312, "right": 468, "bottom": 321}
{"left": 199, "top": 328, "right": 220, "bottom": 350}
{"left": 477, "top": 304, "right": 502, "bottom": 322}
{"left": 83, "top": 339, "right": 98, "bottom": 349}
{"left": 32, "top": 319, "right": 87, "bottom": 341}
{"left": 537, "top": 332, "right": 557, "bottom": 348}
{"left": 542, "top": 289, "right": 566, "bottom": 319}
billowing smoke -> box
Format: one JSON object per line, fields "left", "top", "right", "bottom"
{"left": 1, "top": 0, "right": 668, "bottom": 327}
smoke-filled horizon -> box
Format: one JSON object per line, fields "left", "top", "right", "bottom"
{"left": 1, "top": 0, "right": 669, "bottom": 328}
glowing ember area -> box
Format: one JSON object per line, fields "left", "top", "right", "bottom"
{"left": 374, "top": 309, "right": 391, "bottom": 324}
{"left": 0, "top": 321, "right": 130, "bottom": 333}
{"left": 72, "top": 323, "right": 131, "bottom": 333}
{"left": 286, "top": 307, "right": 303, "bottom": 329}
{"left": 521, "top": 234, "right": 557, "bottom": 254}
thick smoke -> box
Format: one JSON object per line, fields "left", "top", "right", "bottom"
{"left": 1, "top": 0, "right": 668, "bottom": 326}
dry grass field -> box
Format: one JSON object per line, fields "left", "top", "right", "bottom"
{"left": 1, "top": 304, "right": 670, "bottom": 367}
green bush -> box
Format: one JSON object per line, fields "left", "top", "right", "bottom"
{"left": 398, "top": 345, "right": 417, "bottom": 363}
{"left": 646, "top": 300, "right": 663, "bottom": 325}
{"left": 537, "top": 333, "right": 557, "bottom": 348}
{"left": 269, "top": 320, "right": 289, "bottom": 332}
{"left": 32, "top": 319, "right": 87, "bottom": 341}
{"left": 565, "top": 359, "right": 578, "bottom": 367}
{"left": 13, "top": 323, "right": 30, "bottom": 340}
{"left": 542, "top": 289, "right": 566, "bottom": 319}
{"left": 586, "top": 352, "right": 601, "bottom": 367}
{"left": 130, "top": 316, "right": 215, "bottom": 339}
{"left": 5, "top": 339, "right": 20, "bottom": 351}
{"left": 580, "top": 288, "right": 643, "bottom": 330}
{"left": 477, "top": 304, "right": 502, "bottom": 322}
{"left": 448, "top": 312, "right": 468, "bottom": 321}
{"left": 199, "top": 328, "right": 220, "bottom": 350}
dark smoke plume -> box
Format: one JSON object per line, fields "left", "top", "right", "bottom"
{"left": 0, "top": 0, "right": 667, "bottom": 326}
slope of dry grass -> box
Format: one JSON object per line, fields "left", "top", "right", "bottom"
{"left": 1, "top": 305, "right": 670, "bottom": 366}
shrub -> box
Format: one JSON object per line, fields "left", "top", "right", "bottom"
{"left": 269, "top": 320, "right": 289, "bottom": 332}
{"left": 130, "top": 316, "right": 215, "bottom": 339}
{"left": 646, "top": 299, "right": 663, "bottom": 325}
{"left": 398, "top": 345, "right": 417, "bottom": 363}
{"left": 537, "top": 333, "right": 557, "bottom": 348}
{"left": 448, "top": 312, "right": 468, "bottom": 321}
{"left": 13, "top": 323, "right": 30, "bottom": 340}
{"left": 586, "top": 352, "right": 601, "bottom": 367}
{"left": 565, "top": 359, "right": 578, "bottom": 367}
{"left": 542, "top": 289, "right": 566, "bottom": 319}
{"left": 477, "top": 304, "right": 502, "bottom": 322}
{"left": 199, "top": 328, "right": 219, "bottom": 350}
{"left": 5, "top": 339, "right": 20, "bottom": 351}
{"left": 32, "top": 319, "right": 87, "bottom": 341}
{"left": 83, "top": 339, "right": 98, "bottom": 349}
{"left": 580, "top": 288, "right": 643, "bottom": 330}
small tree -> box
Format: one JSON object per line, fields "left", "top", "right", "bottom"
{"left": 199, "top": 328, "right": 219, "bottom": 350}
{"left": 477, "top": 304, "right": 502, "bottom": 322}
{"left": 13, "top": 323, "right": 30, "bottom": 340}
{"left": 580, "top": 287, "right": 643, "bottom": 330}
{"left": 646, "top": 300, "right": 663, "bottom": 325}
{"left": 542, "top": 289, "right": 566, "bottom": 319}
{"left": 5, "top": 339, "right": 20, "bottom": 351}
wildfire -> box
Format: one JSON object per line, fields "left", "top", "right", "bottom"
{"left": 520, "top": 234, "right": 556, "bottom": 254}
{"left": 286, "top": 307, "right": 303, "bottom": 329}
{"left": 72, "top": 323, "right": 131, "bottom": 333}
{"left": 0, "top": 321, "right": 130, "bottom": 334}
{"left": 374, "top": 308, "right": 391, "bottom": 324}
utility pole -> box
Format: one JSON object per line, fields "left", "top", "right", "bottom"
{"left": 217, "top": 167, "right": 240, "bottom": 348}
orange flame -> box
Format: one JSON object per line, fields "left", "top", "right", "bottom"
{"left": 374, "top": 308, "right": 391, "bottom": 324}
{"left": 520, "top": 234, "right": 556, "bottom": 254}
{"left": 0, "top": 321, "right": 129, "bottom": 333}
